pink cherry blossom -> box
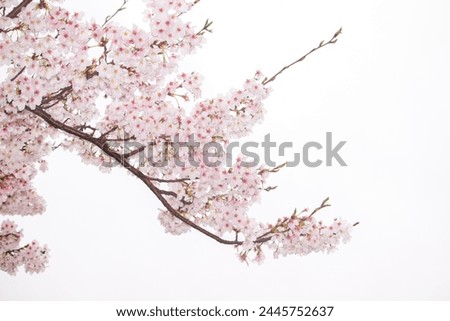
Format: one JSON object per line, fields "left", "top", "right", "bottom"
{"left": 0, "top": 0, "right": 353, "bottom": 274}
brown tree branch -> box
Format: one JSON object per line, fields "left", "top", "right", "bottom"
{"left": 26, "top": 106, "right": 243, "bottom": 246}
{"left": 148, "top": 177, "right": 193, "bottom": 183}
{"left": 196, "top": 19, "right": 213, "bottom": 36}
{"left": 26, "top": 105, "right": 352, "bottom": 247}
{"left": 0, "top": 233, "right": 21, "bottom": 241}
{"left": 12, "top": 105, "right": 356, "bottom": 248}
{"left": 6, "top": 0, "right": 33, "bottom": 18}
{"left": 159, "top": 190, "right": 178, "bottom": 198}
{"left": 122, "top": 145, "right": 146, "bottom": 158}
{"left": 41, "top": 86, "right": 72, "bottom": 107}
{"left": 10, "top": 66, "right": 26, "bottom": 82}
{"left": 308, "top": 196, "right": 331, "bottom": 218}
{"left": 262, "top": 28, "right": 342, "bottom": 85}
{"left": 102, "top": 0, "right": 128, "bottom": 28}
{"left": 0, "top": 174, "right": 14, "bottom": 181}
{"left": 100, "top": 126, "right": 119, "bottom": 139}
{"left": 3, "top": 7, "right": 354, "bottom": 252}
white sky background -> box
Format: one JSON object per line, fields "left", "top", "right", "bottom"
{"left": 1, "top": 0, "right": 450, "bottom": 300}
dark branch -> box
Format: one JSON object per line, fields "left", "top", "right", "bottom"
{"left": 3, "top": 244, "right": 29, "bottom": 257}
{"left": 148, "top": 177, "right": 193, "bottom": 183}
{"left": 123, "top": 145, "right": 146, "bottom": 158}
{"left": 0, "top": 23, "right": 22, "bottom": 33}
{"left": 6, "top": 0, "right": 33, "bottom": 18}
{"left": 0, "top": 233, "right": 21, "bottom": 240}
{"left": 10, "top": 66, "right": 26, "bottom": 81}
{"left": 0, "top": 174, "right": 14, "bottom": 181}
{"left": 26, "top": 106, "right": 355, "bottom": 247}
{"left": 41, "top": 86, "right": 72, "bottom": 107}
{"left": 196, "top": 19, "right": 213, "bottom": 36}
{"left": 308, "top": 196, "right": 331, "bottom": 218}
{"left": 100, "top": 126, "right": 119, "bottom": 139}
{"left": 26, "top": 106, "right": 242, "bottom": 246}
{"left": 262, "top": 28, "right": 342, "bottom": 85}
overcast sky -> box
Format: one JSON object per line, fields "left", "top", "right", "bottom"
{"left": 1, "top": 0, "right": 450, "bottom": 300}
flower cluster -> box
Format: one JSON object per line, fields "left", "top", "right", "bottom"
{"left": 266, "top": 213, "right": 353, "bottom": 259}
{"left": 0, "top": 220, "right": 49, "bottom": 275}
{"left": 0, "top": 0, "right": 353, "bottom": 273}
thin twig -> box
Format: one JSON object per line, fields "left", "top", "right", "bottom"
{"left": 102, "top": 0, "right": 128, "bottom": 28}
{"left": 147, "top": 177, "right": 193, "bottom": 183}
{"left": 123, "top": 145, "right": 146, "bottom": 158}
{"left": 262, "top": 28, "right": 342, "bottom": 85}
{"left": 6, "top": 0, "right": 32, "bottom": 18}
{"left": 10, "top": 66, "right": 26, "bottom": 81}
{"left": 308, "top": 196, "right": 331, "bottom": 218}
{"left": 13, "top": 24, "right": 354, "bottom": 249}
{"left": 196, "top": 19, "right": 213, "bottom": 36}
{"left": 100, "top": 126, "right": 119, "bottom": 139}
{"left": 0, "top": 174, "right": 14, "bottom": 181}
{"left": 159, "top": 189, "right": 178, "bottom": 198}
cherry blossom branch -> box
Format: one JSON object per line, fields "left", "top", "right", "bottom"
{"left": 0, "top": 174, "right": 14, "bottom": 181}
{"left": 13, "top": 95, "right": 358, "bottom": 250}
{"left": 75, "top": 124, "right": 98, "bottom": 135}
{"left": 10, "top": 66, "right": 26, "bottom": 81}
{"left": 13, "top": 23, "right": 348, "bottom": 250}
{"left": 6, "top": 0, "right": 33, "bottom": 18}
{"left": 104, "top": 126, "right": 119, "bottom": 135}
{"left": 2, "top": 244, "right": 44, "bottom": 258}
{"left": 24, "top": 103, "right": 357, "bottom": 249}
{"left": 0, "top": 233, "right": 20, "bottom": 241}
{"left": 0, "top": 23, "right": 23, "bottom": 33}
{"left": 25, "top": 46, "right": 353, "bottom": 247}
{"left": 26, "top": 106, "right": 282, "bottom": 246}
{"left": 308, "top": 196, "right": 331, "bottom": 218}
{"left": 262, "top": 28, "right": 342, "bottom": 85}
{"left": 41, "top": 86, "right": 72, "bottom": 108}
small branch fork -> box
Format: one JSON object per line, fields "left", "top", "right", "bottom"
{"left": 4, "top": 0, "right": 352, "bottom": 247}
{"left": 196, "top": 19, "right": 213, "bottom": 36}
{"left": 262, "top": 28, "right": 342, "bottom": 85}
